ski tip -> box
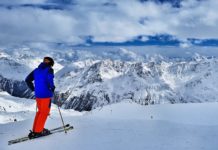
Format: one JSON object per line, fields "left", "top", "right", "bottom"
{"left": 8, "top": 141, "right": 14, "bottom": 145}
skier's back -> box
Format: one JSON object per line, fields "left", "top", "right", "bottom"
{"left": 25, "top": 57, "right": 55, "bottom": 139}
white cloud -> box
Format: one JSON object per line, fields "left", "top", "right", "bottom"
{"left": 0, "top": 7, "right": 82, "bottom": 44}
{"left": 0, "top": 0, "right": 217, "bottom": 45}
{"left": 0, "top": 0, "right": 47, "bottom": 4}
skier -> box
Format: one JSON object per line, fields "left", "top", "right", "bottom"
{"left": 25, "top": 57, "right": 55, "bottom": 139}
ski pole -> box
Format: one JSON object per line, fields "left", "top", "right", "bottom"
{"left": 56, "top": 95, "right": 67, "bottom": 134}
{"left": 55, "top": 67, "right": 87, "bottom": 133}
{"left": 58, "top": 67, "right": 87, "bottom": 107}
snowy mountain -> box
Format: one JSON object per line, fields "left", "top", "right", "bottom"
{"left": 1, "top": 47, "right": 218, "bottom": 111}
{"left": 0, "top": 51, "right": 33, "bottom": 98}
{"left": 57, "top": 55, "right": 218, "bottom": 111}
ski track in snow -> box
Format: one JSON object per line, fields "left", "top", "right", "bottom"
{"left": 1, "top": 93, "right": 218, "bottom": 150}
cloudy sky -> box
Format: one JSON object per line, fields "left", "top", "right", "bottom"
{"left": 0, "top": 0, "right": 218, "bottom": 47}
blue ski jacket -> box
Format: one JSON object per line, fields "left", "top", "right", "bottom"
{"left": 25, "top": 62, "right": 55, "bottom": 98}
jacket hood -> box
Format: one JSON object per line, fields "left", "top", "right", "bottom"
{"left": 38, "top": 62, "right": 50, "bottom": 69}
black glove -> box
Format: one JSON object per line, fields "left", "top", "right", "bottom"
{"left": 30, "top": 87, "right": 34, "bottom": 91}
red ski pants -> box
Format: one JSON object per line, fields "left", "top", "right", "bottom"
{"left": 32, "top": 98, "right": 51, "bottom": 133}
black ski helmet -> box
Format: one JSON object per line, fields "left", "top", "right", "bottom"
{"left": 43, "top": 57, "right": 54, "bottom": 66}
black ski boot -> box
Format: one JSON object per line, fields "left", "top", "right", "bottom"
{"left": 28, "top": 129, "right": 50, "bottom": 139}
{"left": 41, "top": 128, "right": 51, "bottom": 136}
{"left": 28, "top": 130, "right": 42, "bottom": 139}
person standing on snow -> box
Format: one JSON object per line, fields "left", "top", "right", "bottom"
{"left": 25, "top": 57, "right": 55, "bottom": 139}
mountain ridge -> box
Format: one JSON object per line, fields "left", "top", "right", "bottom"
{"left": 0, "top": 47, "right": 218, "bottom": 111}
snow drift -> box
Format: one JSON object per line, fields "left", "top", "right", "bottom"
{"left": 1, "top": 99, "right": 218, "bottom": 150}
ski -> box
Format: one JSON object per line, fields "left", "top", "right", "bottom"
{"left": 49, "top": 126, "right": 73, "bottom": 134}
{"left": 8, "top": 124, "right": 73, "bottom": 145}
{"left": 49, "top": 124, "right": 70, "bottom": 132}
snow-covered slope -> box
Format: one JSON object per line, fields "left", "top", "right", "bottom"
{"left": 0, "top": 91, "right": 83, "bottom": 124}
{"left": 0, "top": 92, "right": 35, "bottom": 124}
{"left": 1, "top": 100, "right": 218, "bottom": 150}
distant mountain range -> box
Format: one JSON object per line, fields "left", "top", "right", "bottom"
{"left": 1, "top": 46, "right": 218, "bottom": 111}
